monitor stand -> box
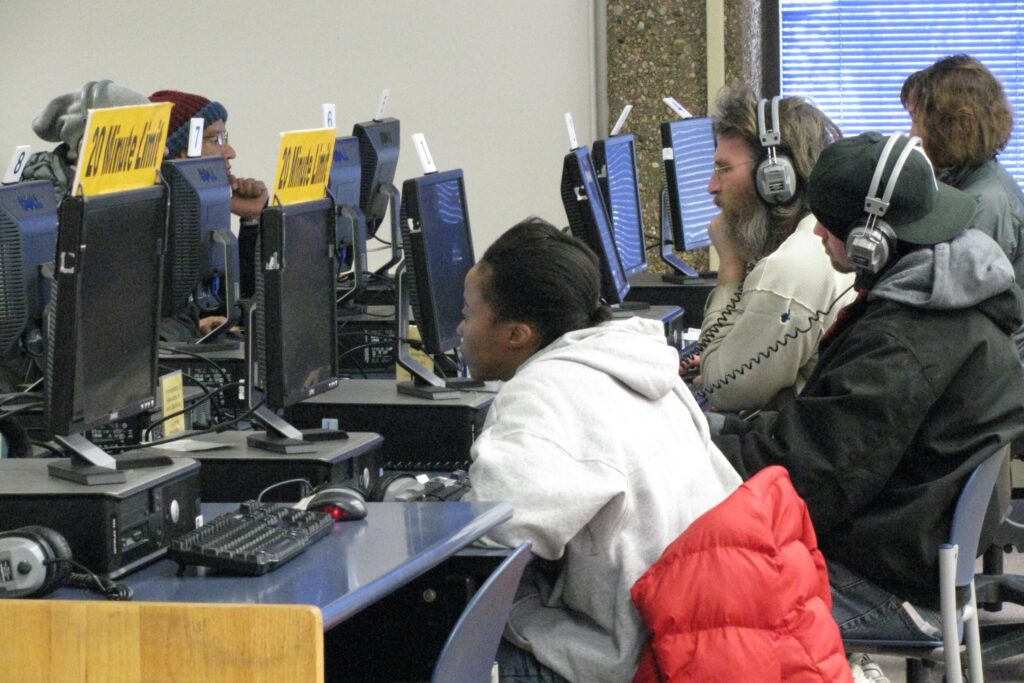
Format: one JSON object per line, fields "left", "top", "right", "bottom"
{"left": 393, "top": 262, "right": 480, "bottom": 401}
{"left": 47, "top": 434, "right": 175, "bottom": 485}
{"left": 245, "top": 405, "right": 349, "bottom": 454}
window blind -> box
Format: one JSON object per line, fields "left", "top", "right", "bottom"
{"left": 780, "top": 0, "right": 1024, "bottom": 181}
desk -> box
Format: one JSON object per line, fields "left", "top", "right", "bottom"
{"left": 626, "top": 271, "right": 716, "bottom": 329}
{"left": 0, "top": 501, "right": 513, "bottom": 682}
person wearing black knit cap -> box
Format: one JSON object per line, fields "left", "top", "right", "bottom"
{"left": 148, "top": 89, "right": 267, "bottom": 310}
{"left": 713, "top": 132, "right": 1024, "bottom": 651}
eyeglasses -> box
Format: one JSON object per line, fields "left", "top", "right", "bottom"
{"left": 203, "top": 130, "right": 229, "bottom": 147}
{"left": 712, "top": 159, "right": 754, "bottom": 178}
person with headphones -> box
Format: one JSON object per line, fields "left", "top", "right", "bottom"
{"left": 713, "top": 132, "right": 1024, "bottom": 645}
{"left": 460, "top": 218, "right": 741, "bottom": 682}
{"left": 692, "top": 85, "right": 856, "bottom": 412}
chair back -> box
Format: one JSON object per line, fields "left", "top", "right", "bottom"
{"left": 431, "top": 542, "right": 532, "bottom": 683}
{"left": 950, "top": 444, "right": 1010, "bottom": 588}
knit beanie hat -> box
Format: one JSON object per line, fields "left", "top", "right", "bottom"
{"left": 32, "top": 80, "right": 148, "bottom": 161}
{"left": 148, "top": 90, "right": 229, "bottom": 159}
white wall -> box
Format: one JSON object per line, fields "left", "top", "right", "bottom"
{"left": 0, "top": 0, "right": 597, "bottom": 259}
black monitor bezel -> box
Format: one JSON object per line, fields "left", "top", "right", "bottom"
{"left": 560, "top": 146, "right": 630, "bottom": 305}
{"left": 399, "top": 168, "right": 475, "bottom": 357}
{"left": 257, "top": 197, "right": 341, "bottom": 409}
{"left": 45, "top": 185, "right": 166, "bottom": 436}
{"left": 593, "top": 133, "right": 648, "bottom": 278}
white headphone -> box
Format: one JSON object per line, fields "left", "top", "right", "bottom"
{"left": 755, "top": 96, "right": 797, "bottom": 205}
{"left": 845, "top": 133, "right": 924, "bottom": 275}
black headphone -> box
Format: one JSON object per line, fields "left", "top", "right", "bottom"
{"left": 0, "top": 525, "right": 72, "bottom": 598}
{"left": 845, "top": 133, "right": 923, "bottom": 275}
{"left": 755, "top": 96, "right": 797, "bottom": 205}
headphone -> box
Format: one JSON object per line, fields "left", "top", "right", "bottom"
{"left": 0, "top": 526, "right": 72, "bottom": 599}
{"left": 755, "top": 96, "right": 797, "bottom": 205}
{"left": 845, "top": 133, "right": 924, "bottom": 275}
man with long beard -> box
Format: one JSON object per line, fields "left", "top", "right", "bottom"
{"left": 690, "top": 85, "right": 855, "bottom": 411}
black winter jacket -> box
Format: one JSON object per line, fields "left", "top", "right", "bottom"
{"left": 715, "top": 229, "right": 1024, "bottom": 608}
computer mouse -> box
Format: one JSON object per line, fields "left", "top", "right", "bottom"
{"left": 306, "top": 487, "right": 368, "bottom": 521}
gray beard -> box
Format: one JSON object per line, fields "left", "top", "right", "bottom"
{"left": 722, "top": 195, "right": 788, "bottom": 263}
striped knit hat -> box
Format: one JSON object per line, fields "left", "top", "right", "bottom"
{"left": 148, "top": 90, "right": 228, "bottom": 158}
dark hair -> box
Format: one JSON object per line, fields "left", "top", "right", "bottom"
{"left": 900, "top": 55, "right": 1013, "bottom": 168}
{"left": 713, "top": 83, "right": 842, "bottom": 234}
{"left": 478, "top": 217, "right": 612, "bottom": 350}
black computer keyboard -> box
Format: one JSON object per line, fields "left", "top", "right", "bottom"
{"left": 168, "top": 501, "right": 334, "bottom": 575}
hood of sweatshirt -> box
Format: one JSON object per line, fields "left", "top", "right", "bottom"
{"left": 520, "top": 316, "right": 679, "bottom": 401}
{"left": 869, "top": 228, "right": 1024, "bottom": 334}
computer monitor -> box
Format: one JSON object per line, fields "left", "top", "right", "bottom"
{"left": 395, "top": 168, "right": 476, "bottom": 398}
{"left": 660, "top": 116, "right": 720, "bottom": 278}
{"left": 593, "top": 134, "right": 647, "bottom": 277}
{"left": 328, "top": 135, "right": 368, "bottom": 298}
{"left": 352, "top": 118, "right": 402, "bottom": 274}
{"left": 248, "top": 197, "right": 345, "bottom": 451}
{"left": 0, "top": 181, "right": 58, "bottom": 360}
{"left": 45, "top": 185, "right": 171, "bottom": 484}
{"left": 160, "top": 157, "right": 239, "bottom": 343}
{"left": 560, "top": 146, "right": 630, "bottom": 304}
{"left": 352, "top": 118, "right": 400, "bottom": 234}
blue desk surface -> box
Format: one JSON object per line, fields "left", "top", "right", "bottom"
{"left": 53, "top": 501, "right": 513, "bottom": 629}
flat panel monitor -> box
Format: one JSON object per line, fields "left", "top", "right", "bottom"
{"left": 560, "top": 146, "right": 630, "bottom": 304}
{"left": 593, "top": 133, "right": 647, "bottom": 277}
{"left": 399, "top": 169, "right": 475, "bottom": 356}
{"left": 328, "top": 135, "right": 368, "bottom": 291}
{"left": 0, "top": 181, "right": 58, "bottom": 357}
{"left": 161, "top": 157, "right": 237, "bottom": 321}
{"left": 257, "top": 198, "right": 340, "bottom": 409}
{"left": 661, "top": 117, "right": 719, "bottom": 252}
{"left": 352, "top": 118, "right": 400, "bottom": 233}
{"left": 45, "top": 185, "right": 169, "bottom": 483}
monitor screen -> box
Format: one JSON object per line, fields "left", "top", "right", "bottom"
{"left": 661, "top": 117, "right": 719, "bottom": 251}
{"left": 161, "top": 157, "right": 236, "bottom": 318}
{"left": 400, "top": 169, "right": 475, "bottom": 356}
{"left": 257, "top": 198, "right": 340, "bottom": 408}
{"left": 352, "top": 118, "right": 400, "bottom": 232}
{"left": 560, "top": 146, "right": 630, "bottom": 304}
{"left": 46, "top": 186, "right": 166, "bottom": 436}
{"left": 0, "top": 181, "right": 58, "bottom": 356}
{"left": 593, "top": 134, "right": 647, "bottom": 277}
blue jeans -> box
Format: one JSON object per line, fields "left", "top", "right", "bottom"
{"left": 496, "top": 639, "right": 570, "bottom": 683}
{"left": 829, "top": 560, "right": 944, "bottom": 641}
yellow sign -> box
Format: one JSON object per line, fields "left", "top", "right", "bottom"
{"left": 271, "top": 128, "right": 335, "bottom": 206}
{"left": 71, "top": 102, "right": 172, "bottom": 197}
{"left": 158, "top": 370, "right": 186, "bottom": 438}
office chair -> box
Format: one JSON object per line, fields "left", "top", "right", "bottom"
{"left": 974, "top": 442, "right": 1024, "bottom": 663}
{"left": 430, "top": 541, "right": 532, "bottom": 683}
{"left": 843, "top": 444, "right": 1010, "bottom": 683}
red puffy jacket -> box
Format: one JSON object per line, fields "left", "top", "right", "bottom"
{"left": 631, "top": 466, "right": 852, "bottom": 682}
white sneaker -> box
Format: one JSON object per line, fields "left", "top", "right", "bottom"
{"left": 849, "top": 653, "right": 891, "bottom": 683}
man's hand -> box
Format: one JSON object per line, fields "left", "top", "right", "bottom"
{"left": 708, "top": 214, "right": 746, "bottom": 285}
{"left": 230, "top": 175, "right": 268, "bottom": 221}
{"left": 679, "top": 354, "right": 701, "bottom": 382}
